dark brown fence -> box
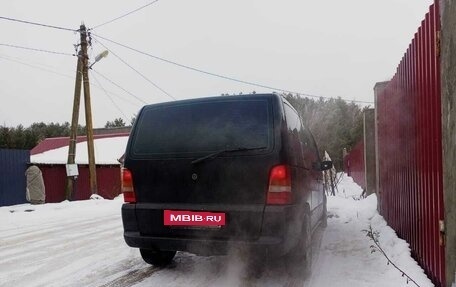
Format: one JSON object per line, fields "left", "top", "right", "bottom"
{"left": 376, "top": 2, "right": 444, "bottom": 286}
{"left": 343, "top": 140, "right": 365, "bottom": 189}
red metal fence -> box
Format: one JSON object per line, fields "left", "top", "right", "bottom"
{"left": 376, "top": 2, "right": 444, "bottom": 286}
{"left": 343, "top": 140, "right": 365, "bottom": 189}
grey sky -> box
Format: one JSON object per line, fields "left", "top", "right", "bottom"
{"left": 0, "top": 0, "right": 433, "bottom": 128}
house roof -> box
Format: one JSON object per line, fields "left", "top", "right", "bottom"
{"left": 30, "top": 135, "right": 129, "bottom": 165}
{"left": 31, "top": 133, "right": 129, "bottom": 155}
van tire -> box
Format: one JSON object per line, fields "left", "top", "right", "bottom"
{"left": 140, "top": 248, "right": 176, "bottom": 267}
{"left": 285, "top": 214, "right": 311, "bottom": 278}
{"left": 321, "top": 196, "right": 328, "bottom": 228}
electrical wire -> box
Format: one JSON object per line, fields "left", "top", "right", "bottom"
{"left": 0, "top": 43, "right": 76, "bottom": 56}
{"left": 90, "top": 84, "right": 142, "bottom": 108}
{"left": 0, "top": 54, "right": 74, "bottom": 78}
{"left": 90, "top": 69, "right": 148, "bottom": 105}
{"left": 94, "top": 38, "right": 175, "bottom": 100}
{"left": 91, "top": 0, "right": 160, "bottom": 30}
{"left": 0, "top": 16, "right": 77, "bottom": 32}
{"left": 92, "top": 33, "right": 374, "bottom": 105}
{"left": 90, "top": 70, "right": 129, "bottom": 120}
{"left": 1, "top": 52, "right": 69, "bottom": 70}
{"left": 0, "top": 52, "right": 143, "bottom": 109}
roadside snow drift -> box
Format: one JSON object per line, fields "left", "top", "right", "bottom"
{"left": 308, "top": 175, "right": 433, "bottom": 287}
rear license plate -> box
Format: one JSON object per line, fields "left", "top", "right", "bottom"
{"left": 164, "top": 210, "right": 226, "bottom": 227}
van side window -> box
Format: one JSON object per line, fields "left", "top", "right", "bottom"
{"left": 283, "top": 103, "right": 304, "bottom": 166}
{"left": 301, "top": 128, "right": 320, "bottom": 169}
{"left": 283, "top": 102, "right": 321, "bottom": 170}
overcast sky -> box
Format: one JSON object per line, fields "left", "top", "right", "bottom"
{"left": 0, "top": 0, "right": 434, "bottom": 128}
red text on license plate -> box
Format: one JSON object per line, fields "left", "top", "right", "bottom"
{"left": 164, "top": 210, "right": 226, "bottom": 226}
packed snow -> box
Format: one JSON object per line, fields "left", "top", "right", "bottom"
{"left": 0, "top": 174, "right": 433, "bottom": 287}
{"left": 30, "top": 136, "right": 129, "bottom": 165}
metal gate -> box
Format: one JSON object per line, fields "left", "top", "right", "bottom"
{"left": 0, "top": 149, "right": 30, "bottom": 206}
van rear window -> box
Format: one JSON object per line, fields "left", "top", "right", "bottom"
{"left": 131, "top": 99, "right": 272, "bottom": 156}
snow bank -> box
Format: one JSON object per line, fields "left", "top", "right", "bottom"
{"left": 311, "top": 173, "right": 434, "bottom": 287}
{"left": 30, "top": 136, "right": 129, "bottom": 165}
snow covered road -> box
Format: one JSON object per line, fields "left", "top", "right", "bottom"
{"left": 0, "top": 175, "right": 434, "bottom": 287}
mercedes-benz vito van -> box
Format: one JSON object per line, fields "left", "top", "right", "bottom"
{"left": 121, "top": 94, "right": 331, "bottom": 274}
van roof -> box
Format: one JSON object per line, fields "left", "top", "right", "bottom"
{"left": 143, "top": 93, "right": 281, "bottom": 108}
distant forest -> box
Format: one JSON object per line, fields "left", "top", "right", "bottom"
{"left": 0, "top": 118, "right": 128, "bottom": 151}
{"left": 285, "top": 93, "right": 368, "bottom": 169}
{"left": 0, "top": 95, "right": 367, "bottom": 170}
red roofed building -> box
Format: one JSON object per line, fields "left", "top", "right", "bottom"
{"left": 30, "top": 130, "right": 130, "bottom": 203}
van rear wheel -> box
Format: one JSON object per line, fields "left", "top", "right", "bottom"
{"left": 140, "top": 248, "right": 176, "bottom": 266}
{"left": 321, "top": 196, "right": 328, "bottom": 228}
{"left": 285, "top": 215, "right": 311, "bottom": 278}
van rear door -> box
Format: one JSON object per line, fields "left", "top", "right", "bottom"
{"left": 125, "top": 96, "right": 278, "bottom": 240}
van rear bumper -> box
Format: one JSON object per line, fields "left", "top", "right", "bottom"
{"left": 122, "top": 203, "right": 307, "bottom": 257}
{"left": 124, "top": 231, "right": 284, "bottom": 256}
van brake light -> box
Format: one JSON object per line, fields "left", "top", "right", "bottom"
{"left": 267, "top": 165, "right": 292, "bottom": 205}
{"left": 121, "top": 168, "right": 136, "bottom": 203}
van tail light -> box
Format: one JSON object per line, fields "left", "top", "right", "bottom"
{"left": 267, "top": 165, "right": 292, "bottom": 205}
{"left": 121, "top": 168, "right": 136, "bottom": 203}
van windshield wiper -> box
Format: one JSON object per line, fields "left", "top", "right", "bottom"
{"left": 191, "top": 146, "right": 267, "bottom": 165}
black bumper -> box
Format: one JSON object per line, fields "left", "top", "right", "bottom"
{"left": 121, "top": 203, "right": 305, "bottom": 257}
{"left": 124, "top": 231, "right": 284, "bottom": 256}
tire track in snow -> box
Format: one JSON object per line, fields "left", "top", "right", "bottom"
{"left": 0, "top": 214, "right": 119, "bottom": 244}
{"left": 0, "top": 216, "right": 121, "bottom": 261}
{"left": 0, "top": 214, "right": 127, "bottom": 287}
{"left": 0, "top": 198, "right": 324, "bottom": 287}
{"left": 98, "top": 266, "right": 161, "bottom": 287}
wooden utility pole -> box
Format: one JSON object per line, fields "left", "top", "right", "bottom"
{"left": 66, "top": 24, "right": 98, "bottom": 199}
{"left": 65, "top": 38, "right": 83, "bottom": 200}
{"left": 80, "top": 24, "right": 98, "bottom": 195}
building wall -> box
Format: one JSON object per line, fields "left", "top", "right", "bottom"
{"left": 38, "top": 165, "right": 121, "bottom": 203}
{"left": 441, "top": 0, "right": 456, "bottom": 285}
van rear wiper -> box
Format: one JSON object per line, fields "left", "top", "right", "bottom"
{"left": 191, "top": 146, "right": 267, "bottom": 165}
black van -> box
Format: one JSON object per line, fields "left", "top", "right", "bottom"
{"left": 121, "top": 94, "right": 331, "bottom": 273}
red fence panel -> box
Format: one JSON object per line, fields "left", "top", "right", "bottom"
{"left": 343, "top": 140, "right": 365, "bottom": 190}
{"left": 376, "top": 2, "right": 444, "bottom": 286}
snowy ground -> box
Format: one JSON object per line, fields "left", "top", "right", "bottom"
{"left": 0, "top": 174, "right": 434, "bottom": 287}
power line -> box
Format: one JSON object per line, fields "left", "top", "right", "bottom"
{"left": 0, "top": 53, "right": 142, "bottom": 108}
{"left": 89, "top": 83, "right": 142, "bottom": 108}
{"left": 90, "top": 69, "right": 148, "bottom": 104}
{"left": 91, "top": 33, "right": 374, "bottom": 104}
{"left": 0, "top": 16, "right": 77, "bottom": 32}
{"left": 0, "top": 43, "right": 76, "bottom": 56}
{"left": 0, "top": 54, "right": 74, "bottom": 78}
{"left": 91, "top": 0, "right": 160, "bottom": 30}
{"left": 90, "top": 70, "right": 129, "bottom": 120}
{"left": 94, "top": 38, "right": 175, "bottom": 100}
{"left": 0, "top": 52, "right": 68, "bottom": 70}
